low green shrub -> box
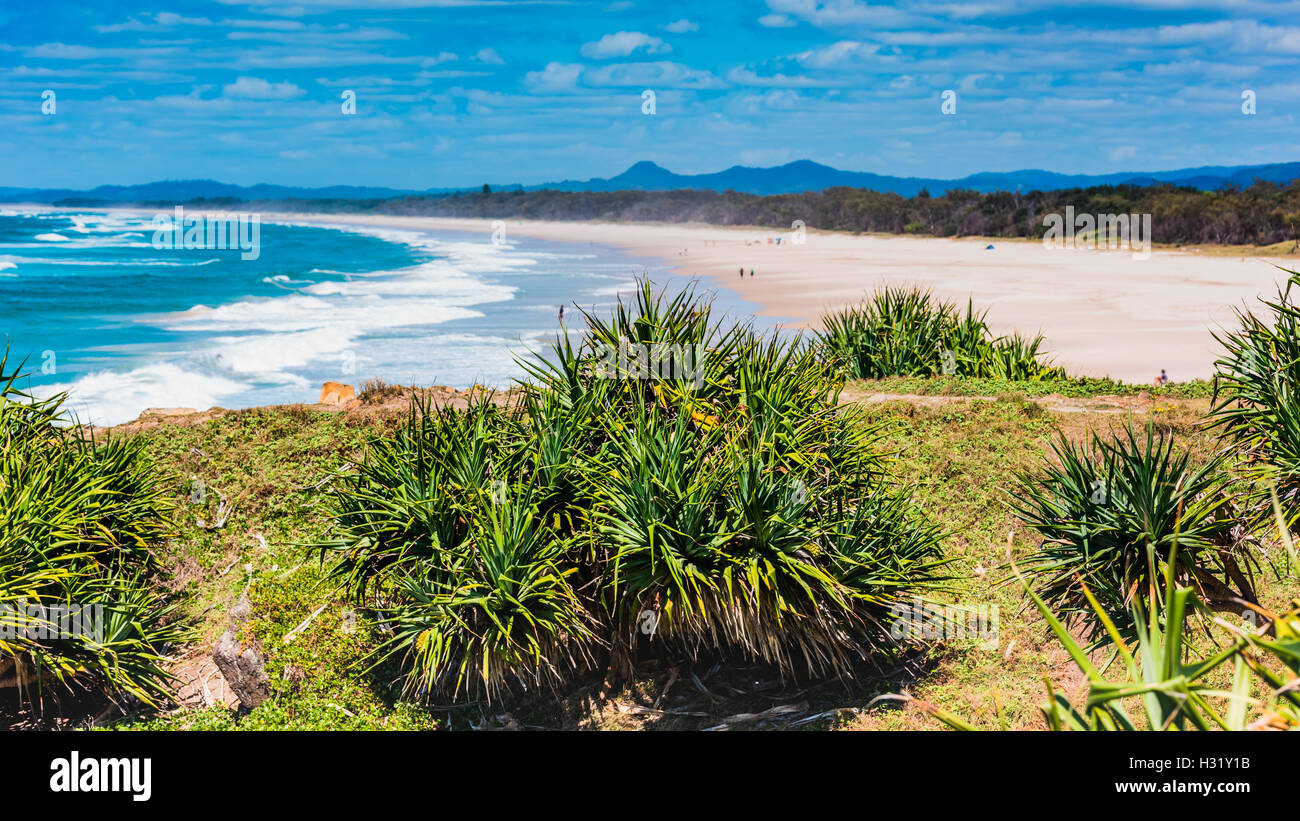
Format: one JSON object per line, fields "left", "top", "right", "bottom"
{"left": 820, "top": 285, "right": 1065, "bottom": 381}
{"left": 1210, "top": 269, "right": 1300, "bottom": 529}
{"left": 1012, "top": 422, "right": 1256, "bottom": 640}
{"left": 313, "top": 279, "right": 950, "bottom": 700}
{"left": 0, "top": 353, "right": 185, "bottom": 709}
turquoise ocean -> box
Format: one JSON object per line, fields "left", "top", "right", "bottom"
{"left": 0, "top": 208, "right": 768, "bottom": 425}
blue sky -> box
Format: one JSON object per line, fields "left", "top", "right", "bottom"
{"left": 3, "top": 0, "right": 1299, "bottom": 189}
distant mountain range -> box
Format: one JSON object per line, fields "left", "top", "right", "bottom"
{"left": 537, "top": 159, "right": 1300, "bottom": 197}
{"left": 4, "top": 159, "right": 1300, "bottom": 203}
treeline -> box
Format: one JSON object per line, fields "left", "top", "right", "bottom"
{"left": 116, "top": 176, "right": 1300, "bottom": 246}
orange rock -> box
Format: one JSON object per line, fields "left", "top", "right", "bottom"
{"left": 318, "top": 381, "right": 356, "bottom": 405}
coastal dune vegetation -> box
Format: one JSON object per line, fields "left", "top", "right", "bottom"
{"left": 924, "top": 546, "right": 1300, "bottom": 731}
{"left": 1013, "top": 422, "right": 1255, "bottom": 641}
{"left": 819, "top": 285, "right": 1064, "bottom": 381}
{"left": 1, "top": 276, "right": 1298, "bottom": 731}
{"left": 960, "top": 269, "right": 1300, "bottom": 731}
{"left": 309, "top": 277, "right": 1295, "bottom": 727}
{"left": 1209, "top": 275, "right": 1300, "bottom": 530}
{"left": 0, "top": 353, "right": 184, "bottom": 713}
{"left": 313, "top": 279, "right": 949, "bottom": 699}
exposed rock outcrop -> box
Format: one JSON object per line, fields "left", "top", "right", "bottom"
{"left": 318, "top": 381, "right": 356, "bottom": 405}
{"left": 211, "top": 593, "right": 271, "bottom": 710}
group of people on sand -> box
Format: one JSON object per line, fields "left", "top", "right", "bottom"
{"left": 738, "top": 267, "right": 753, "bottom": 278}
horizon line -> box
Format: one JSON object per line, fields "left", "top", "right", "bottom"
{"left": 4, "top": 156, "right": 1299, "bottom": 194}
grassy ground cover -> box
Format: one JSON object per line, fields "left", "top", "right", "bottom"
{"left": 69, "top": 388, "right": 1288, "bottom": 731}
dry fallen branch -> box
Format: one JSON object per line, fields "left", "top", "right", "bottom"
{"left": 198, "top": 488, "right": 238, "bottom": 530}
{"left": 282, "top": 601, "right": 330, "bottom": 644}
{"left": 702, "top": 702, "right": 809, "bottom": 731}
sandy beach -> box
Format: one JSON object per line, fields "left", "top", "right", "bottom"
{"left": 266, "top": 213, "right": 1293, "bottom": 384}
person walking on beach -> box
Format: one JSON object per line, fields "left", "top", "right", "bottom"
{"left": 749, "top": 269, "right": 754, "bottom": 277}
{"left": 739, "top": 267, "right": 744, "bottom": 278}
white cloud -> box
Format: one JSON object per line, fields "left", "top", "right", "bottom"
{"left": 763, "top": 0, "right": 923, "bottom": 30}
{"left": 583, "top": 61, "right": 723, "bottom": 89}
{"left": 226, "top": 26, "right": 406, "bottom": 43}
{"left": 752, "top": 90, "right": 805, "bottom": 111}
{"left": 663, "top": 19, "right": 699, "bottom": 34}
{"left": 221, "top": 76, "right": 306, "bottom": 99}
{"left": 524, "top": 61, "right": 584, "bottom": 91}
{"left": 726, "top": 67, "right": 843, "bottom": 87}
{"left": 794, "top": 40, "right": 879, "bottom": 69}
{"left": 26, "top": 43, "right": 184, "bottom": 59}
{"left": 94, "top": 18, "right": 152, "bottom": 33}
{"left": 155, "top": 12, "right": 215, "bottom": 27}
{"left": 1109, "top": 145, "right": 1138, "bottom": 163}
{"left": 580, "top": 31, "right": 671, "bottom": 59}
{"left": 758, "top": 14, "right": 797, "bottom": 28}
{"left": 96, "top": 13, "right": 308, "bottom": 32}
{"left": 226, "top": 18, "right": 306, "bottom": 31}
{"left": 474, "top": 47, "right": 505, "bottom": 64}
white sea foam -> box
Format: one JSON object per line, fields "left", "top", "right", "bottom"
{"left": 262, "top": 274, "right": 314, "bottom": 289}
{"left": 39, "top": 363, "right": 247, "bottom": 428}
{"left": 13, "top": 237, "right": 153, "bottom": 250}
{"left": 9, "top": 212, "right": 643, "bottom": 424}
{"left": 209, "top": 327, "right": 352, "bottom": 380}
{"left": 0, "top": 255, "right": 219, "bottom": 267}
{"left": 151, "top": 225, "right": 520, "bottom": 387}
{"left": 348, "top": 332, "right": 522, "bottom": 389}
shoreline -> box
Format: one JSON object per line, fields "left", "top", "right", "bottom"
{"left": 252, "top": 212, "right": 1295, "bottom": 384}
{"left": 14, "top": 203, "right": 1296, "bottom": 383}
